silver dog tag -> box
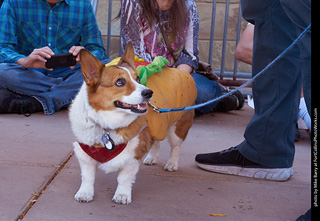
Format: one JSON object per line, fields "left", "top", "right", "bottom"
{"left": 102, "top": 133, "right": 115, "bottom": 151}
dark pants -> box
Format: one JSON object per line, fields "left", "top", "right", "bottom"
{"left": 281, "top": 0, "right": 311, "bottom": 116}
{"left": 0, "top": 59, "right": 111, "bottom": 115}
{"left": 238, "top": 0, "right": 311, "bottom": 168}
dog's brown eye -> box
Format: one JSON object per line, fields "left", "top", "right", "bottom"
{"left": 136, "top": 76, "right": 140, "bottom": 84}
{"left": 115, "top": 78, "right": 126, "bottom": 87}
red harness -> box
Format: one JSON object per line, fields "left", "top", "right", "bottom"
{"left": 79, "top": 142, "right": 127, "bottom": 163}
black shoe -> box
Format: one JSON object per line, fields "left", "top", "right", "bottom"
{"left": 213, "top": 90, "right": 244, "bottom": 112}
{"left": 232, "top": 90, "right": 245, "bottom": 110}
{"left": 213, "top": 95, "right": 238, "bottom": 112}
{"left": 195, "top": 147, "right": 293, "bottom": 181}
{"left": 0, "top": 89, "right": 43, "bottom": 116}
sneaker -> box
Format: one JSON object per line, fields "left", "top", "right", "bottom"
{"left": 0, "top": 89, "right": 43, "bottom": 116}
{"left": 195, "top": 147, "right": 293, "bottom": 181}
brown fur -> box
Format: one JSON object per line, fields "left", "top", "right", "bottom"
{"left": 115, "top": 115, "right": 147, "bottom": 142}
{"left": 80, "top": 46, "right": 139, "bottom": 112}
{"left": 79, "top": 42, "right": 196, "bottom": 166}
{"left": 72, "top": 43, "right": 197, "bottom": 205}
{"left": 87, "top": 67, "right": 138, "bottom": 111}
{"left": 174, "top": 110, "right": 195, "bottom": 140}
{"left": 134, "top": 127, "right": 155, "bottom": 162}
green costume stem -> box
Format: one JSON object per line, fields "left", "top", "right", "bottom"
{"left": 137, "top": 56, "right": 169, "bottom": 86}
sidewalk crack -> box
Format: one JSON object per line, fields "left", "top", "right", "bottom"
{"left": 17, "top": 152, "right": 74, "bottom": 220}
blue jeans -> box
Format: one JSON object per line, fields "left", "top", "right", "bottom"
{"left": 0, "top": 59, "right": 110, "bottom": 114}
{"left": 280, "top": 0, "right": 311, "bottom": 116}
{"left": 191, "top": 73, "right": 221, "bottom": 116}
{"left": 238, "top": 0, "right": 310, "bottom": 168}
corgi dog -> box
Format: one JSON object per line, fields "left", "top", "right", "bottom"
{"left": 69, "top": 43, "right": 197, "bottom": 204}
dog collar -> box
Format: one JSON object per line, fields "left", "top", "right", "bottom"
{"left": 79, "top": 142, "right": 127, "bottom": 163}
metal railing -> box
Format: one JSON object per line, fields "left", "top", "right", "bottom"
{"left": 208, "top": 0, "right": 251, "bottom": 86}
{"left": 91, "top": 0, "right": 252, "bottom": 86}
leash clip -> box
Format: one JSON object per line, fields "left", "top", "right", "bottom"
{"left": 148, "top": 102, "right": 161, "bottom": 113}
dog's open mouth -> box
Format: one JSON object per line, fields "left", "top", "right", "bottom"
{"left": 114, "top": 101, "right": 148, "bottom": 113}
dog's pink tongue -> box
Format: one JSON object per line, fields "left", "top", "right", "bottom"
{"left": 122, "top": 102, "right": 131, "bottom": 108}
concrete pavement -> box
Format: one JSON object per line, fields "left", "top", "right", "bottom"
{"left": 0, "top": 104, "right": 311, "bottom": 220}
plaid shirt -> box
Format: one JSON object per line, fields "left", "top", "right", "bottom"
{"left": 0, "top": 0, "right": 106, "bottom": 63}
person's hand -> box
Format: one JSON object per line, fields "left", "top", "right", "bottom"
{"left": 16, "top": 46, "right": 55, "bottom": 70}
{"left": 69, "top": 46, "right": 85, "bottom": 69}
{"left": 176, "top": 63, "right": 193, "bottom": 73}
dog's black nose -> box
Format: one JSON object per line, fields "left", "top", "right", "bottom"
{"left": 141, "top": 89, "right": 153, "bottom": 99}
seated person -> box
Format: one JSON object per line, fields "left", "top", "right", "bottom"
{"left": 0, "top": 0, "right": 108, "bottom": 116}
{"left": 119, "top": 0, "right": 244, "bottom": 116}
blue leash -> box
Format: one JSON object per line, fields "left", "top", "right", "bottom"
{"left": 149, "top": 23, "right": 311, "bottom": 114}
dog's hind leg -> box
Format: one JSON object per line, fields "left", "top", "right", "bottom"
{"left": 165, "top": 110, "right": 194, "bottom": 172}
{"left": 73, "top": 142, "right": 97, "bottom": 203}
{"left": 143, "top": 141, "right": 160, "bottom": 165}
{"left": 165, "top": 126, "right": 182, "bottom": 172}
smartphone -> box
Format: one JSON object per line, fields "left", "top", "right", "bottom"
{"left": 45, "top": 53, "right": 77, "bottom": 69}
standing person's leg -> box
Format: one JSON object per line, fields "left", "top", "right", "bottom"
{"left": 278, "top": 1, "right": 311, "bottom": 219}
{"left": 195, "top": 0, "right": 301, "bottom": 180}
{"left": 238, "top": 0, "right": 301, "bottom": 168}
{"left": 280, "top": 0, "right": 311, "bottom": 116}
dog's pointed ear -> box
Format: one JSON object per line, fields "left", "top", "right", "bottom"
{"left": 80, "top": 49, "right": 104, "bottom": 89}
{"left": 118, "top": 42, "right": 136, "bottom": 69}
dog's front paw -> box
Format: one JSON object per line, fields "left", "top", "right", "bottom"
{"left": 74, "top": 189, "right": 94, "bottom": 202}
{"left": 112, "top": 192, "right": 132, "bottom": 204}
{"left": 164, "top": 160, "right": 178, "bottom": 172}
